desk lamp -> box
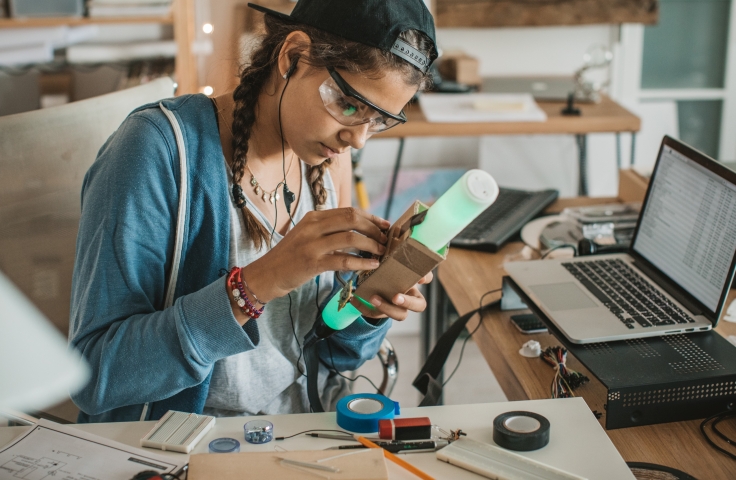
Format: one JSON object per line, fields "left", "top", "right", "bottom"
{"left": 0, "top": 271, "right": 89, "bottom": 412}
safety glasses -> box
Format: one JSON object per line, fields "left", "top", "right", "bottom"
{"left": 319, "top": 67, "right": 407, "bottom": 133}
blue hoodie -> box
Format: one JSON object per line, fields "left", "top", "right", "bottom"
{"left": 69, "top": 94, "right": 389, "bottom": 423}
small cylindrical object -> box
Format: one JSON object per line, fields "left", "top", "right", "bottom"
{"left": 208, "top": 437, "right": 240, "bottom": 453}
{"left": 493, "top": 411, "right": 550, "bottom": 451}
{"left": 321, "top": 292, "right": 363, "bottom": 331}
{"left": 244, "top": 419, "right": 274, "bottom": 444}
{"left": 378, "top": 417, "right": 432, "bottom": 441}
{"left": 410, "top": 169, "right": 499, "bottom": 252}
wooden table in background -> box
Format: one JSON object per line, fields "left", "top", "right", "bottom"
{"left": 436, "top": 196, "right": 736, "bottom": 477}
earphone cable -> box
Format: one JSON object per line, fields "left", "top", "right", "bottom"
{"left": 278, "top": 66, "right": 297, "bottom": 227}
{"left": 442, "top": 288, "right": 502, "bottom": 387}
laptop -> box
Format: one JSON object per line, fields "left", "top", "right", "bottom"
{"left": 505, "top": 136, "right": 736, "bottom": 344}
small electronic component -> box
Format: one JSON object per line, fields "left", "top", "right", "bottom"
{"left": 140, "top": 410, "right": 215, "bottom": 454}
{"left": 244, "top": 419, "right": 274, "bottom": 444}
{"left": 378, "top": 417, "right": 432, "bottom": 441}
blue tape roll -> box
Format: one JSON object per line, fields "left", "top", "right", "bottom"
{"left": 336, "top": 393, "right": 400, "bottom": 433}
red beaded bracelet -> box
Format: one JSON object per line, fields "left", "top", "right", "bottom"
{"left": 228, "top": 267, "right": 264, "bottom": 319}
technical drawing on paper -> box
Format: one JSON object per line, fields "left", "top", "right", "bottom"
{"left": 0, "top": 456, "right": 65, "bottom": 480}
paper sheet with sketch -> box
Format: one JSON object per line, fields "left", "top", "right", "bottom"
{"left": 0, "top": 419, "right": 186, "bottom": 480}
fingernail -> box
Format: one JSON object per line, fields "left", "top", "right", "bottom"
{"left": 371, "top": 260, "right": 380, "bottom": 268}
{"left": 370, "top": 296, "right": 382, "bottom": 307}
{"left": 394, "top": 294, "right": 405, "bottom": 305}
{"left": 379, "top": 245, "right": 386, "bottom": 254}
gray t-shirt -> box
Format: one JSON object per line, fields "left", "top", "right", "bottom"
{"left": 203, "top": 162, "right": 351, "bottom": 416}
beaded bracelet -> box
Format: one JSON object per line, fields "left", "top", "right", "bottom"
{"left": 228, "top": 267, "right": 264, "bottom": 319}
{"left": 239, "top": 270, "right": 266, "bottom": 306}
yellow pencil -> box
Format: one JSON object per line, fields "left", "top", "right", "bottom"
{"left": 356, "top": 436, "right": 435, "bottom": 480}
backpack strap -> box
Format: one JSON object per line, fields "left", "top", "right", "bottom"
{"left": 138, "top": 102, "right": 189, "bottom": 422}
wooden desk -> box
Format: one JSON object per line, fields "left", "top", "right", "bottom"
{"left": 379, "top": 96, "right": 640, "bottom": 138}
{"left": 436, "top": 197, "right": 736, "bottom": 477}
{"left": 371, "top": 95, "right": 640, "bottom": 205}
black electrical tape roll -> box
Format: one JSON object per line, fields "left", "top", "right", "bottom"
{"left": 493, "top": 411, "right": 550, "bottom": 451}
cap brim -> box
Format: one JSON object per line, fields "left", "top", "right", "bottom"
{"left": 247, "top": 3, "right": 298, "bottom": 24}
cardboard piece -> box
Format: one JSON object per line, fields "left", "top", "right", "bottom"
{"left": 438, "top": 51, "right": 481, "bottom": 87}
{"left": 617, "top": 169, "right": 649, "bottom": 204}
{"left": 355, "top": 201, "right": 446, "bottom": 303}
{"left": 188, "top": 448, "right": 388, "bottom": 480}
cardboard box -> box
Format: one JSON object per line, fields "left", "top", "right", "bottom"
{"left": 618, "top": 169, "right": 649, "bottom": 203}
{"left": 355, "top": 201, "right": 446, "bottom": 302}
{"left": 437, "top": 51, "right": 481, "bottom": 87}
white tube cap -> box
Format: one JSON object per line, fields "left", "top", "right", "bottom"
{"left": 463, "top": 169, "right": 499, "bottom": 204}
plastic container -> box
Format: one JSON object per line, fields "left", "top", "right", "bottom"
{"left": 244, "top": 419, "right": 273, "bottom": 444}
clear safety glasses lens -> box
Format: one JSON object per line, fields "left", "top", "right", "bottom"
{"left": 318, "top": 77, "right": 403, "bottom": 133}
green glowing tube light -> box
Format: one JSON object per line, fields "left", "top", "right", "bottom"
{"left": 321, "top": 292, "right": 363, "bottom": 331}
{"left": 411, "top": 169, "right": 499, "bottom": 253}
{"left": 320, "top": 169, "right": 498, "bottom": 332}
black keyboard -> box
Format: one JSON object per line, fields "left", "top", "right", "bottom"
{"left": 451, "top": 187, "right": 558, "bottom": 252}
{"left": 562, "top": 259, "right": 694, "bottom": 330}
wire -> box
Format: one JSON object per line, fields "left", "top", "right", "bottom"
{"left": 287, "top": 291, "right": 306, "bottom": 377}
{"left": 268, "top": 180, "right": 285, "bottom": 249}
{"left": 712, "top": 412, "right": 736, "bottom": 446}
{"left": 700, "top": 411, "right": 736, "bottom": 460}
{"left": 326, "top": 337, "right": 381, "bottom": 392}
{"left": 442, "top": 288, "right": 502, "bottom": 387}
{"left": 540, "top": 346, "right": 589, "bottom": 398}
{"left": 277, "top": 66, "right": 297, "bottom": 228}
{"left": 275, "top": 429, "right": 354, "bottom": 441}
{"left": 541, "top": 243, "right": 578, "bottom": 259}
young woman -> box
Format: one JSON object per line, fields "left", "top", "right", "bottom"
{"left": 69, "top": 0, "right": 438, "bottom": 422}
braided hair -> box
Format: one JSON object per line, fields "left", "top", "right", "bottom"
{"left": 231, "top": 15, "right": 435, "bottom": 250}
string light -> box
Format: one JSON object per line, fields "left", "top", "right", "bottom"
{"left": 202, "top": 23, "right": 213, "bottom": 34}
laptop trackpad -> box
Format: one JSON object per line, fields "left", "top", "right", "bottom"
{"left": 530, "top": 283, "right": 598, "bottom": 311}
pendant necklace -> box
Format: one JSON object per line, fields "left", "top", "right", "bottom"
{"left": 245, "top": 156, "right": 294, "bottom": 204}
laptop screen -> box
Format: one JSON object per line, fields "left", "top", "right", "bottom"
{"left": 632, "top": 143, "right": 736, "bottom": 313}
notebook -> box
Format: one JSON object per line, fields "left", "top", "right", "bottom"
{"left": 505, "top": 136, "right": 736, "bottom": 344}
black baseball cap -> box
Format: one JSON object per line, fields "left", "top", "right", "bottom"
{"left": 247, "top": 0, "right": 437, "bottom": 73}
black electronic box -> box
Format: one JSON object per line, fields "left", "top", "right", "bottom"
{"left": 506, "top": 277, "right": 736, "bottom": 430}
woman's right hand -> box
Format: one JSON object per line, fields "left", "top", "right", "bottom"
{"left": 241, "top": 207, "right": 389, "bottom": 304}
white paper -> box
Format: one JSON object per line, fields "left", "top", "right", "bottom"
{"left": 419, "top": 93, "right": 547, "bottom": 123}
{"left": 0, "top": 419, "right": 186, "bottom": 480}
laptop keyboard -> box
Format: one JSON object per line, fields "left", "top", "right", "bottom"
{"left": 562, "top": 259, "right": 694, "bottom": 330}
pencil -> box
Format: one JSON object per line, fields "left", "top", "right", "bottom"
{"left": 356, "top": 436, "right": 435, "bottom": 480}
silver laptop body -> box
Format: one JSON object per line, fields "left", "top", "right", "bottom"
{"left": 505, "top": 136, "right": 736, "bottom": 344}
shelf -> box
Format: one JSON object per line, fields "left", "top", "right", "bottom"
{"left": 0, "top": 15, "right": 174, "bottom": 28}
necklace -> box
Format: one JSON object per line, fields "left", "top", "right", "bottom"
{"left": 245, "top": 156, "right": 294, "bottom": 204}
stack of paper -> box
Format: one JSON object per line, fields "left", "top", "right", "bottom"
{"left": 67, "top": 40, "right": 176, "bottom": 62}
{"left": 87, "top": 0, "right": 172, "bottom": 17}
{"left": 419, "top": 93, "right": 548, "bottom": 123}
{"left": 0, "top": 25, "right": 99, "bottom": 66}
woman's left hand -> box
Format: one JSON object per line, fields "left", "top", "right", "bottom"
{"left": 351, "top": 271, "right": 434, "bottom": 321}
